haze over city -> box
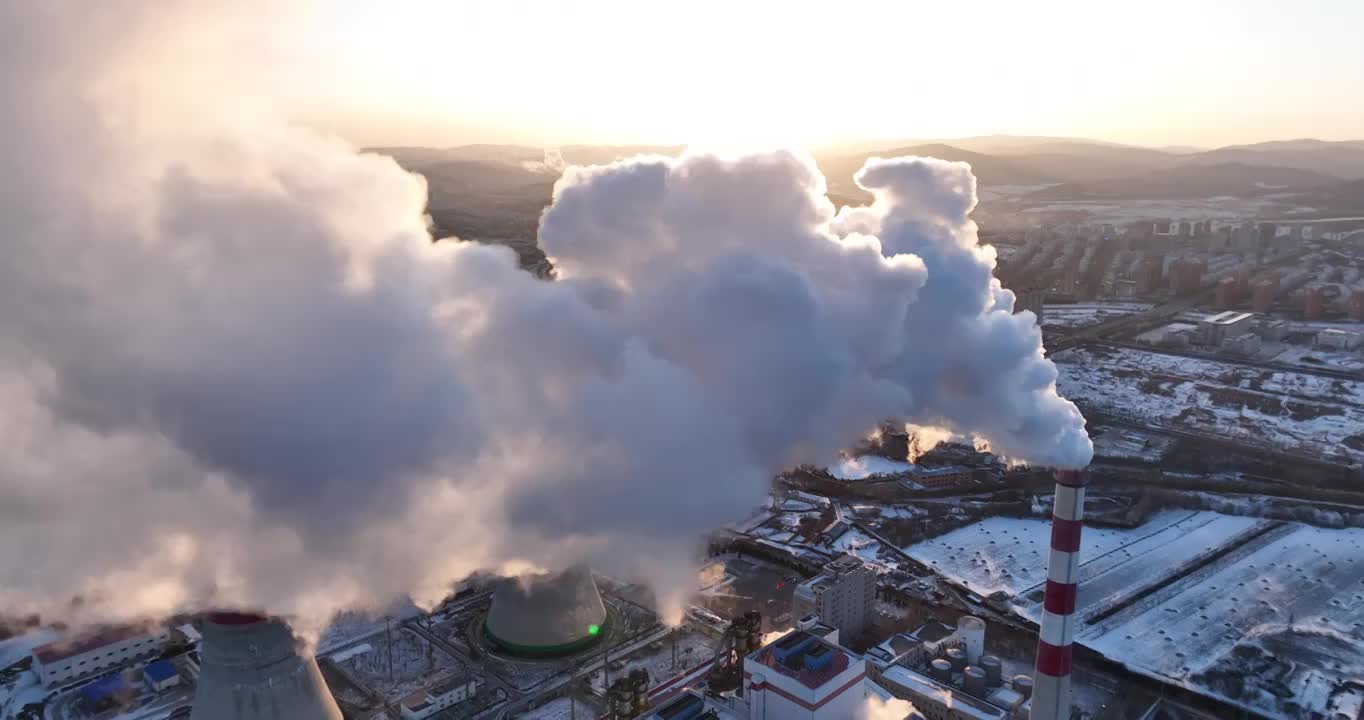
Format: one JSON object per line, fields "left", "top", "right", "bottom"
{"left": 2, "top": 2, "right": 1364, "bottom": 720}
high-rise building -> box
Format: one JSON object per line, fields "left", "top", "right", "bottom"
{"left": 792, "top": 556, "right": 876, "bottom": 643}
{"left": 1304, "top": 285, "right": 1326, "bottom": 320}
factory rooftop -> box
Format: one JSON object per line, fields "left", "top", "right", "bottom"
{"left": 879, "top": 666, "right": 1007, "bottom": 720}
{"left": 1202, "top": 310, "right": 1253, "bottom": 325}
{"left": 33, "top": 626, "right": 145, "bottom": 664}
{"left": 748, "top": 630, "right": 851, "bottom": 690}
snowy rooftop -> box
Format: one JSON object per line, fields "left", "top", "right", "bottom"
{"left": 906, "top": 510, "right": 1364, "bottom": 718}
{"left": 878, "top": 666, "right": 1007, "bottom": 720}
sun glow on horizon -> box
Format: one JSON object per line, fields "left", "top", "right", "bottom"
{"left": 290, "top": 0, "right": 1363, "bottom": 149}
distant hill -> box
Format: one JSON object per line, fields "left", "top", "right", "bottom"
{"left": 988, "top": 141, "right": 1181, "bottom": 182}
{"left": 1027, "top": 162, "right": 1337, "bottom": 201}
{"left": 1181, "top": 140, "right": 1364, "bottom": 180}
{"left": 816, "top": 143, "right": 1056, "bottom": 199}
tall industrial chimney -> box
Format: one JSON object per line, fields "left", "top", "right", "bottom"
{"left": 1031, "top": 469, "right": 1087, "bottom": 720}
{"left": 191, "top": 612, "right": 343, "bottom": 720}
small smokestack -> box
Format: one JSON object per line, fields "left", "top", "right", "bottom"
{"left": 191, "top": 612, "right": 342, "bottom": 720}
{"left": 1031, "top": 469, "right": 1087, "bottom": 720}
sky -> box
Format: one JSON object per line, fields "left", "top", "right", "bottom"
{"left": 291, "top": 0, "right": 1364, "bottom": 149}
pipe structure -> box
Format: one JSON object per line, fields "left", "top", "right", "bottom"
{"left": 1031, "top": 468, "right": 1087, "bottom": 720}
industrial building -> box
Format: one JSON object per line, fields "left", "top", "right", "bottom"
{"left": 1315, "top": 328, "right": 1364, "bottom": 350}
{"left": 1196, "top": 311, "right": 1253, "bottom": 347}
{"left": 190, "top": 612, "right": 342, "bottom": 720}
{"left": 484, "top": 565, "right": 608, "bottom": 657}
{"left": 912, "top": 466, "right": 973, "bottom": 489}
{"left": 400, "top": 675, "right": 480, "bottom": 719}
{"left": 742, "top": 629, "right": 870, "bottom": 720}
{"left": 31, "top": 624, "right": 170, "bottom": 687}
{"left": 876, "top": 666, "right": 1011, "bottom": 720}
{"left": 144, "top": 659, "right": 180, "bottom": 692}
{"left": 792, "top": 556, "right": 875, "bottom": 643}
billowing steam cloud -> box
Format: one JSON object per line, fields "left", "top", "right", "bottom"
{"left": 0, "top": 2, "right": 1089, "bottom": 631}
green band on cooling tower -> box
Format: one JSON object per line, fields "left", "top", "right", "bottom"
{"left": 483, "top": 614, "right": 611, "bottom": 658}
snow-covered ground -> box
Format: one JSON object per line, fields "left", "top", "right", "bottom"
{"left": 906, "top": 511, "right": 1364, "bottom": 718}
{"left": 1043, "top": 303, "right": 1152, "bottom": 330}
{"left": 586, "top": 630, "right": 716, "bottom": 694}
{"left": 829, "top": 456, "right": 914, "bottom": 480}
{"left": 517, "top": 696, "right": 584, "bottom": 720}
{"left": 1054, "top": 345, "right": 1364, "bottom": 461}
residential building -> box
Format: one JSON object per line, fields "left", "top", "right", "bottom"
{"left": 792, "top": 556, "right": 876, "bottom": 643}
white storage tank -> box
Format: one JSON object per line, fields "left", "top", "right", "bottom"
{"left": 959, "top": 615, "right": 985, "bottom": 664}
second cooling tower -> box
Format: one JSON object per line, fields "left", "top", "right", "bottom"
{"left": 484, "top": 565, "right": 608, "bottom": 657}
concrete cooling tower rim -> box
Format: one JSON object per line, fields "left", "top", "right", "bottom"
{"left": 484, "top": 566, "right": 610, "bottom": 658}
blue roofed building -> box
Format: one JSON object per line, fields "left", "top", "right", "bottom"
{"left": 145, "top": 659, "right": 180, "bottom": 692}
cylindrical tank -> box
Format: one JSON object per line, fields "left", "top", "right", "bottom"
{"left": 945, "top": 647, "right": 967, "bottom": 673}
{"left": 192, "top": 613, "right": 342, "bottom": 720}
{"left": 1013, "top": 674, "right": 1034, "bottom": 699}
{"left": 959, "top": 615, "right": 986, "bottom": 664}
{"left": 930, "top": 659, "right": 952, "bottom": 682}
{"left": 963, "top": 666, "right": 987, "bottom": 697}
{"left": 980, "top": 655, "right": 1003, "bottom": 686}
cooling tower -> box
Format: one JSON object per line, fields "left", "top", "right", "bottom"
{"left": 191, "top": 612, "right": 342, "bottom": 720}
{"left": 484, "top": 565, "right": 608, "bottom": 657}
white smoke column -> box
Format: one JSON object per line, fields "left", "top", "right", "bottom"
{"left": 0, "top": 1, "right": 1091, "bottom": 632}
{"left": 861, "top": 696, "right": 922, "bottom": 720}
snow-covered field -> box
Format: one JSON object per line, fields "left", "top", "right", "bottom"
{"left": 906, "top": 511, "right": 1364, "bottom": 718}
{"left": 1054, "top": 345, "right": 1364, "bottom": 461}
{"left": 1043, "top": 303, "right": 1152, "bottom": 330}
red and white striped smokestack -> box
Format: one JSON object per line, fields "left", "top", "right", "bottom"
{"left": 1031, "top": 468, "right": 1087, "bottom": 720}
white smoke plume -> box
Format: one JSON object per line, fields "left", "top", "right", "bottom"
{"left": 0, "top": 2, "right": 1090, "bottom": 632}
{"left": 860, "top": 696, "right": 923, "bottom": 720}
